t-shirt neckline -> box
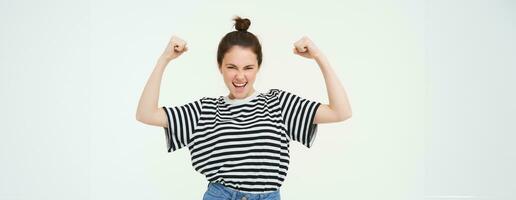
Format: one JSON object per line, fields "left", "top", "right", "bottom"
{"left": 222, "top": 90, "right": 261, "bottom": 105}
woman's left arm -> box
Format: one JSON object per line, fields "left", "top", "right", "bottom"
{"left": 293, "top": 36, "right": 352, "bottom": 124}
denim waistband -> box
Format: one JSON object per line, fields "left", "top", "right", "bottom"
{"left": 203, "top": 182, "right": 281, "bottom": 200}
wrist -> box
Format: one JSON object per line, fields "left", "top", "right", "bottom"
{"left": 158, "top": 56, "right": 172, "bottom": 64}
{"left": 156, "top": 57, "right": 171, "bottom": 68}
{"left": 314, "top": 53, "right": 327, "bottom": 62}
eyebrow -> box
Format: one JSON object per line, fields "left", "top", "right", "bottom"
{"left": 226, "top": 64, "right": 255, "bottom": 67}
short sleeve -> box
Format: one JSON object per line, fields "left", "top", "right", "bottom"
{"left": 161, "top": 98, "right": 203, "bottom": 153}
{"left": 276, "top": 89, "right": 321, "bottom": 148}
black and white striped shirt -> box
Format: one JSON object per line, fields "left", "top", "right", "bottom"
{"left": 161, "top": 88, "right": 321, "bottom": 193}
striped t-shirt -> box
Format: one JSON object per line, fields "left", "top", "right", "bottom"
{"left": 161, "top": 88, "right": 321, "bottom": 193}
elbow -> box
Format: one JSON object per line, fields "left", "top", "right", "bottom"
{"left": 135, "top": 112, "right": 144, "bottom": 123}
{"left": 135, "top": 110, "right": 148, "bottom": 123}
{"left": 337, "top": 111, "right": 352, "bottom": 122}
{"left": 136, "top": 107, "right": 161, "bottom": 125}
{"left": 136, "top": 113, "right": 151, "bottom": 125}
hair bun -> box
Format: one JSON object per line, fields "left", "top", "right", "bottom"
{"left": 233, "top": 16, "right": 251, "bottom": 32}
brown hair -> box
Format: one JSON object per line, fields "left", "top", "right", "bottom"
{"left": 217, "top": 16, "right": 263, "bottom": 68}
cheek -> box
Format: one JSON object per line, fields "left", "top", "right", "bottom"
{"left": 245, "top": 71, "right": 257, "bottom": 80}
{"left": 224, "top": 72, "right": 237, "bottom": 83}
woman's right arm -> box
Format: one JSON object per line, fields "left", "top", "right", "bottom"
{"left": 135, "top": 35, "right": 188, "bottom": 127}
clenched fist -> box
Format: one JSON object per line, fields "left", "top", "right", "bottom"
{"left": 293, "top": 36, "right": 323, "bottom": 59}
{"left": 160, "top": 35, "right": 188, "bottom": 62}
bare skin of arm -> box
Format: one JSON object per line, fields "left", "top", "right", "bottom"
{"left": 292, "top": 36, "right": 352, "bottom": 124}
{"left": 135, "top": 36, "right": 188, "bottom": 127}
{"left": 312, "top": 54, "right": 352, "bottom": 124}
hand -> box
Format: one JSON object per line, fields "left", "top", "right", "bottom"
{"left": 160, "top": 35, "right": 188, "bottom": 62}
{"left": 293, "top": 36, "right": 323, "bottom": 59}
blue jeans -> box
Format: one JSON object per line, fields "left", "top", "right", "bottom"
{"left": 202, "top": 182, "right": 281, "bottom": 200}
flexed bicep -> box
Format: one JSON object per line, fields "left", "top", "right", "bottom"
{"left": 313, "top": 104, "right": 351, "bottom": 124}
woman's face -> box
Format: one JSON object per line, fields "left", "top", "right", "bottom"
{"left": 219, "top": 45, "right": 260, "bottom": 100}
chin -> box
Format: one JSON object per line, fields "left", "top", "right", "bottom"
{"left": 228, "top": 89, "right": 246, "bottom": 99}
{"left": 232, "top": 91, "right": 246, "bottom": 97}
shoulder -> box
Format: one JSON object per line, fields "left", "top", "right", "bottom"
{"left": 263, "top": 88, "right": 297, "bottom": 104}
{"left": 197, "top": 96, "right": 220, "bottom": 106}
{"left": 264, "top": 88, "right": 287, "bottom": 96}
{"left": 264, "top": 88, "right": 294, "bottom": 99}
{"left": 262, "top": 88, "right": 279, "bottom": 99}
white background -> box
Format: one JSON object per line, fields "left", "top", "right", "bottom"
{"left": 0, "top": 0, "right": 514, "bottom": 200}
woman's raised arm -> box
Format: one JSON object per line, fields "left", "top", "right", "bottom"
{"left": 292, "top": 36, "right": 352, "bottom": 124}
{"left": 135, "top": 35, "right": 188, "bottom": 127}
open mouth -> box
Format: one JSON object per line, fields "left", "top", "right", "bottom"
{"left": 232, "top": 82, "right": 247, "bottom": 88}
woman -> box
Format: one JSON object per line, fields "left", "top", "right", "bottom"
{"left": 136, "top": 16, "right": 352, "bottom": 200}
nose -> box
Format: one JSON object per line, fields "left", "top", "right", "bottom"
{"left": 234, "top": 71, "right": 246, "bottom": 80}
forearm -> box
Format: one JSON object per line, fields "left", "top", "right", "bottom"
{"left": 135, "top": 57, "right": 170, "bottom": 120}
{"left": 315, "top": 54, "right": 352, "bottom": 119}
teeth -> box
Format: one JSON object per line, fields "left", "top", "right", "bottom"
{"left": 233, "top": 82, "right": 247, "bottom": 87}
